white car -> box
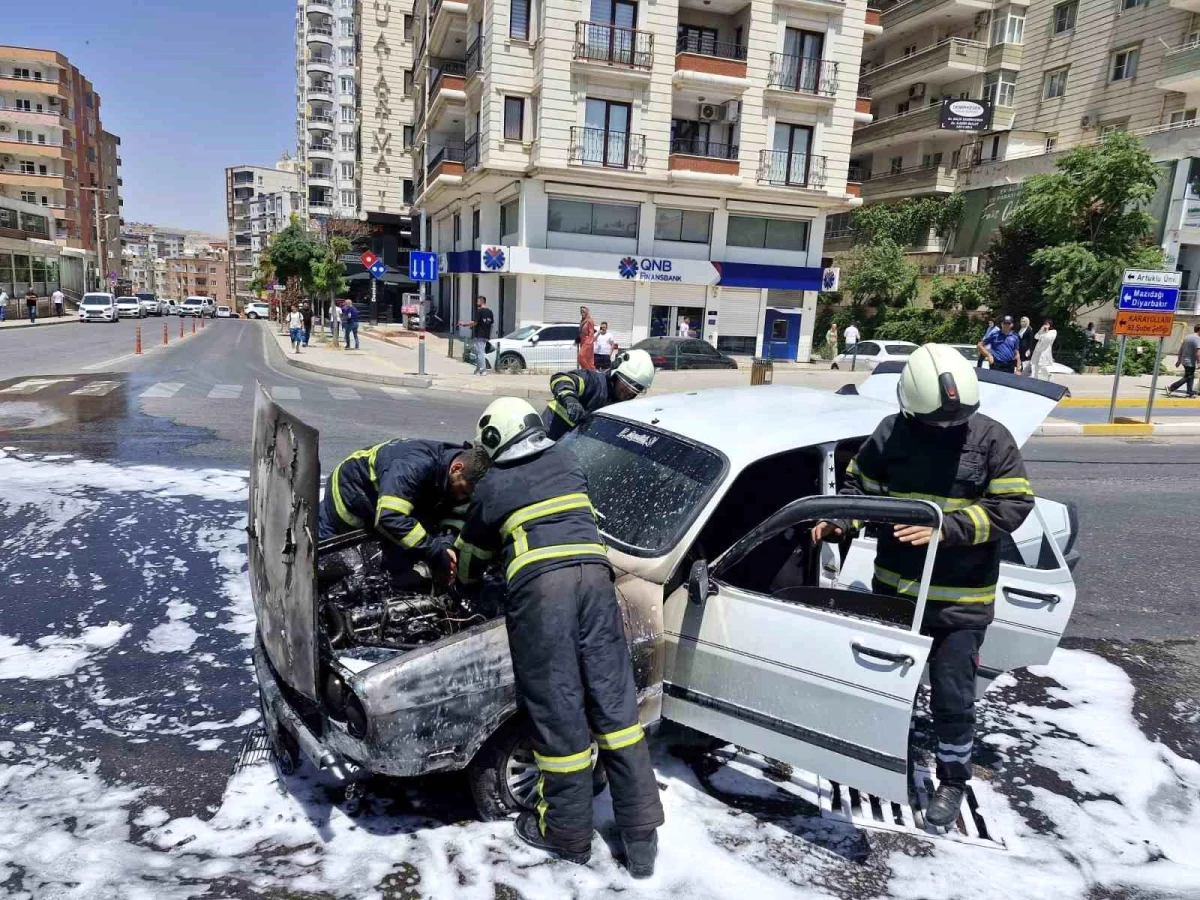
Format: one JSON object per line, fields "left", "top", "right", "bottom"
{"left": 487, "top": 322, "right": 581, "bottom": 374}
{"left": 137, "top": 294, "right": 162, "bottom": 316}
{"left": 160, "top": 299, "right": 179, "bottom": 316}
{"left": 831, "top": 339, "right": 918, "bottom": 371}
{"left": 179, "top": 297, "right": 215, "bottom": 318}
{"left": 216, "top": 305, "right": 233, "bottom": 319}
{"left": 116, "top": 296, "right": 145, "bottom": 319}
{"left": 245, "top": 301, "right": 271, "bottom": 320}
{"left": 78, "top": 292, "right": 119, "bottom": 323}
{"left": 949, "top": 344, "right": 1075, "bottom": 376}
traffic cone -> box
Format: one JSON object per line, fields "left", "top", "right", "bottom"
{"left": 135, "top": 325, "right": 142, "bottom": 355}
{"left": 201, "top": 316, "right": 205, "bottom": 330}
{"left": 180, "top": 320, "right": 184, "bottom": 339}
{"left": 163, "top": 321, "right": 169, "bottom": 345}
{"left": 192, "top": 319, "right": 196, "bottom": 335}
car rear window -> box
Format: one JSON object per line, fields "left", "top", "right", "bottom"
{"left": 885, "top": 344, "right": 917, "bottom": 355}
{"left": 563, "top": 416, "right": 725, "bottom": 557}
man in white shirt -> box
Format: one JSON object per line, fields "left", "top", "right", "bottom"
{"left": 329, "top": 300, "right": 342, "bottom": 344}
{"left": 0, "top": 289, "right": 8, "bottom": 322}
{"left": 677, "top": 317, "right": 690, "bottom": 338}
{"left": 594, "top": 321, "right": 617, "bottom": 370}
{"left": 843, "top": 323, "right": 861, "bottom": 346}
{"left": 52, "top": 288, "right": 65, "bottom": 317}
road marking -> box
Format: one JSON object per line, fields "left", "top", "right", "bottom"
{"left": 377, "top": 386, "right": 411, "bottom": 397}
{"left": 0, "top": 378, "right": 75, "bottom": 395}
{"left": 328, "top": 387, "right": 360, "bottom": 400}
{"left": 270, "top": 386, "right": 301, "bottom": 401}
{"left": 207, "top": 384, "right": 244, "bottom": 399}
{"left": 140, "top": 382, "right": 185, "bottom": 399}
{"left": 70, "top": 381, "right": 121, "bottom": 397}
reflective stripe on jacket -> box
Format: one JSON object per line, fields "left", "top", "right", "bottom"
{"left": 543, "top": 368, "right": 613, "bottom": 439}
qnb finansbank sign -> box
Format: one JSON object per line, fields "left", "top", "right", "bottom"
{"left": 464, "top": 246, "right": 840, "bottom": 293}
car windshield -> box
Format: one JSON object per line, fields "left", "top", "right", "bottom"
{"left": 184, "top": 300, "right": 201, "bottom": 306}
{"left": 81, "top": 296, "right": 110, "bottom": 306}
{"left": 563, "top": 416, "right": 725, "bottom": 557}
{"left": 137, "top": 294, "right": 154, "bottom": 302}
{"left": 118, "top": 297, "right": 138, "bottom": 303}
{"left": 885, "top": 344, "right": 917, "bottom": 355}
{"left": 504, "top": 325, "right": 539, "bottom": 340}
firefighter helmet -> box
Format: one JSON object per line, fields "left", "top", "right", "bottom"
{"left": 610, "top": 348, "right": 656, "bottom": 396}
{"left": 897, "top": 343, "right": 980, "bottom": 426}
{"left": 475, "top": 396, "right": 554, "bottom": 463}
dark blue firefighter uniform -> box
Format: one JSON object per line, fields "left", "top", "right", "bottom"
{"left": 542, "top": 369, "right": 615, "bottom": 440}
{"left": 456, "top": 443, "right": 664, "bottom": 854}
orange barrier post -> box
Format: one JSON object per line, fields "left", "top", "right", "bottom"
{"left": 192, "top": 319, "right": 196, "bottom": 334}
{"left": 163, "top": 321, "right": 169, "bottom": 346}
{"left": 201, "top": 316, "right": 205, "bottom": 330}
{"left": 135, "top": 325, "right": 142, "bottom": 355}
{"left": 180, "top": 320, "right": 184, "bottom": 339}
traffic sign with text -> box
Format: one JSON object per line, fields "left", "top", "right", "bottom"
{"left": 409, "top": 251, "right": 439, "bottom": 282}
{"left": 360, "top": 251, "right": 379, "bottom": 269}
{"left": 1113, "top": 310, "right": 1175, "bottom": 338}
{"left": 1119, "top": 269, "right": 1180, "bottom": 314}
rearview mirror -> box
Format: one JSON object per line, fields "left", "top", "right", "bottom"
{"left": 687, "top": 559, "right": 715, "bottom": 606}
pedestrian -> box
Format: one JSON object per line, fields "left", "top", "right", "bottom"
{"left": 577, "top": 306, "right": 595, "bottom": 370}
{"left": 812, "top": 343, "right": 1034, "bottom": 832}
{"left": 977, "top": 319, "right": 997, "bottom": 367}
{"left": 843, "top": 321, "right": 861, "bottom": 347}
{"left": 0, "top": 287, "right": 8, "bottom": 322}
{"left": 542, "top": 349, "right": 656, "bottom": 440}
{"left": 458, "top": 295, "right": 494, "bottom": 376}
{"left": 978, "top": 314, "right": 1020, "bottom": 373}
{"left": 677, "top": 316, "right": 690, "bottom": 338}
{"left": 52, "top": 288, "right": 65, "bottom": 318}
{"left": 301, "top": 301, "right": 313, "bottom": 347}
{"left": 1017, "top": 316, "right": 1033, "bottom": 376}
{"left": 593, "top": 321, "right": 617, "bottom": 370}
{"left": 1031, "top": 319, "right": 1058, "bottom": 380}
{"left": 330, "top": 299, "right": 342, "bottom": 345}
{"left": 25, "top": 289, "right": 37, "bottom": 325}
{"left": 286, "top": 304, "right": 304, "bottom": 353}
{"left": 456, "top": 397, "right": 664, "bottom": 876}
{"left": 825, "top": 322, "right": 839, "bottom": 354}
{"left": 1166, "top": 323, "right": 1200, "bottom": 398}
{"left": 343, "top": 298, "right": 360, "bottom": 349}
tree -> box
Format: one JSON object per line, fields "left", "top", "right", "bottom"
{"left": 265, "top": 216, "right": 322, "bottom": 296}
{"left": 842, "top": 237, "right": 919, "bottom": 309}
{"left": 929, "top": 274, "right": 992, "bottom": 312}
{"left": 851, "top": 195, "right": 965, "bottom": 247}
{"left": 310, "top": 236, "right": 350, "bottom": 311}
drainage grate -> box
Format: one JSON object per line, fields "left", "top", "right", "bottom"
{"left": 231, "top": 726, "right": 276, "bottom": 775}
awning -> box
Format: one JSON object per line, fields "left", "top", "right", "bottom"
{"left": 347, "top": 271, "right": 411, "bottom": 285}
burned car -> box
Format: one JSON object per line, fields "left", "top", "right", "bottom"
{"left": 249, "top": 368, "right": 1078, "bottom": 817}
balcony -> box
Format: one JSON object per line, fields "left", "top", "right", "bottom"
{"left": 756, "top": 150, "right": 827, "bottom": 189}
{"left": 308, "top": 81, "right": 334, "bottom": 101}
{"left": 573, "top": 22, "right": 654, "bottom": 76}
{"left": 986, "top": 43, "right": 1023, "bottom": 70}
{"left": 766, "top": 56, "right": 838, "bottom": 106}
{"left": 862, "top": 163, "right": 958, "bottom": 201}
{"left": 430, "top": 0, "right": 469, "bottom": 57}
{"left": 465, "top": 36, "right": 482, "bottom": 80}
{"left": 865, "top": 5, "right": 882, "bottom": 38}
{"left": 0, "top": 137, "right": 69, "bottom": 160}
{"left": 877, "top": 0, "right": 994, "bottom": 39}
{"left": 0, "top": 73, "right": 68, "bottom": 98}
{"left": 674, "top": 34, "right": 747, "bottom": 82}
{"left": 0, "top": 170, "right": 69, "bottom": 190}
{"left": 306, "top": 0, "right": 333, "bottom": 10}
{"left": 309, "top": 167, "right": 334, "bottom": 186}
{"left": 464, "top": 132, "right": 479, "bottom": 171}
{"left": 861, "top": 37, "right": 987, "bottom": 95}
{"left": 852, "top": 103, "right": 942, "bottom": 149}
{"left": 1156, "top": 42, "right": 1200, "bottom": 94}
{"left": 431, "top": 60, "right": 468, "bottom": 110}
{"left": 307, "top": 141, "right": 334, "bottom": 160}
{"left": 1171, "top": 0, "right": 1200, "bottom": 10}
{"left": 847, "top": 164, "right": 865, "bottom": 197}
{"left": 568, "top": 126, "right": 646, "bottom": 170}
{"left": 307, "top": 54, "right": 334, "bottom": 74}
{"left": 307, "top": 23, "right": 334, "bottom": 44}
{"left": 307, "top": 112, "right": 335, "bottom": 131}
{"left": 668, "top": 138, "right": 740, "bottom": 177}
{"left": 0, "top": 106, "right": 65, "bottom": 127}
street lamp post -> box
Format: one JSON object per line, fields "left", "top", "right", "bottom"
{"left": 80, "top": 186, "right": 114, "bottom": 291}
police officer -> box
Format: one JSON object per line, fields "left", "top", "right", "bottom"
{"left": 456, "top": 397, "right": 664, "bottom": 876}
{"left": 812, "top": 343, "right": 1034, "bottom": 831}
{"left": 542, "top": 349, "right": 656, "bottom": 440}
{"left": 319, "top": 439, "right": 491, "bottom": 577}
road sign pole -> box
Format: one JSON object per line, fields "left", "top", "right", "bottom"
{"left": 1107, "top": 336, "right": 1127, "bottom": 424}
{"left": 1145, "top": 336, "right": 1166, "bottom": 424}
{"left": 419, "top": 209, "right": 428, "bottom": 376}
{"left": 371, "top": 276, "right": 377, "bottom": 326}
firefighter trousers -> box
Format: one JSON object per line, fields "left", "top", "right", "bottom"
{"left": 927, "top": 626, "right": 986, "bottom": 783}
{"left": 506, "top": 562, "right": 665, "bottom": 855}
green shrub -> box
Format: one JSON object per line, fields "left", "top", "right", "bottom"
{"left": 1098, "top": 338, "right": 1170, "bottom": 375}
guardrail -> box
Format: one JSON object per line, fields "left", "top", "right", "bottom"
{"left": 675, "top": 34, "right": 746, "bottom": 60}
{"left": 574, "top": 21, "right": 653, "bottom": 69}
{"left": 427, "top": 145, "right": 466, "bottom": 173}
{"left": 465, "top": 36, "right": 482, "bottom": 78}
{"left": 669, "top": 138, "right": 738, "bottom": 159}
{"left": 568, "top": 126, "right": 646, "bottom": 169}
{"left": 768, "top": 55, "right": 838, "bottom": 96}
{"left": 757, "top": 150, "right": 827, "bottom": 188}
{"left": 464, "top": 132, "right": 479, "bottom": 170}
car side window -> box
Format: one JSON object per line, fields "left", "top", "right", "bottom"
{"left": 687, "top": 340, "right": 720, "bottom": 357}
{"left": 853, "top": 341, "right": 880, "bottom": 356}
{"left": 540, "top": 326, "right": 577, "bottom": 342}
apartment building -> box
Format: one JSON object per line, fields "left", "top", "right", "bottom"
{"left": 297, "top": 0, "right": 361, "bottom": 220}
{"left": 225, "top": 158, "right": 302, "bottom": 307}
{"left": 0, "top": 193, "right": 90, "bottom": 304}
{"left": 0, "top": 46, "right": 123, "bottom": 287}
{"left": 408, "top": 0, "right": 866, "bottom": 359}
{"left": 166, "top": 250, "right": 229, "bottom": 305}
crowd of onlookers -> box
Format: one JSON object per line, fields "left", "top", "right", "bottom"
{"left": 284, "top": 298, "right": 362, "bottom": 353}
{"left": 0, "top": 288, "right": 67, "bottom": 324}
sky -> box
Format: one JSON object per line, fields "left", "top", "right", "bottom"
{"left": 7, "top": 1, "right": 298, "bottom": 235}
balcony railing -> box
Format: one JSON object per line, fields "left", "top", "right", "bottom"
{"left": 308, "top": 24, "right": 334, "bottom": 37}
{"left": 308, "top": 55, "right": 334, "bottom": 67}
{"left": 464, "top": 132, "right": 479, "bottom": 170}
{"left": 847, "top": 164, "right": 867, "bottom": 181}
{"left": 574, "top": 22, "right": 654, "bottom": 69}
{"left": 465, "top": 36, "right": 482, "bottom": 79}
{"left": 1, "top": 72, "right": 60, "bottom": 84}
{"left": 310, "top": 168, "right": 334, "bottom": 179}
{"left": 308, "top": 142, "right": 334, "bottom": 153}
{"left": 308, "top": 113, "right": 334, "bottom": 124}
{"left": 669, "top": 138, "right": 738, "bottom": 159}
{"left": 432, "top": 60, "right": 467, "bottom": 96}
{"left": 309, "top": 81, "right": 334, "bottom": 95}
{"left": 756, "top": 150, "right": 827, "bottom": 188}
{"left": 569, "top": 126, "right": 646, "bottom": 169}
{"left": 675, "top": 33, "right": 746, "bottom": 60}
{"left": 768, "top": 55, "right": 838, "bottom": 96}
{"left": 427, "top": 145, "right": 466, "bottom": 173}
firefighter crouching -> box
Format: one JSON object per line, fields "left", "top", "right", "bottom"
{"left": 812, "top": 343, "right": 1034, "bottom": 831}
{"left": 456, "top": 397, "right": 664, "bottom": 876}
{"left": 542, "top": 348, "right": 656, "bottom": 440}
{"left": 319, "top": 439, "right": 492, "bottom": 578}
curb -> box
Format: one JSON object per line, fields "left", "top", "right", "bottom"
{"left": 0, "top": 316, "right": 78, "bottom": 332}
{"left": 1059, "top": 397, "right": 1200, "bottom": 408}
{"left": 1036, "top": 421, "right": 1200, "bottom": 436}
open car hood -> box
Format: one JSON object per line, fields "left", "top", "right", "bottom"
{"left": 248, "top": 384, "right": 321, "bottom": 702}
{"left": 854, "top": 362, "right": 1070, "bottom": 447}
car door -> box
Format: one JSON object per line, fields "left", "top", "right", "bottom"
{"left": 662, "top": 495, "right": 943, "bottom": 803}
{"left": 536, "top": 325, "right": 580, "bottom": 368}
{"left": 681, "top": 339, "right": 726, "bottom": 369}
{"left": 848, "top": 341, "right": 880, "bottom": 369}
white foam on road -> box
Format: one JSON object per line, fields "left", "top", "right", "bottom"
{"left": 0, "top": 623, "right": 132, "bottom": 680}
{"left": 142, "top": 600, "right": 200, "bottom": 654}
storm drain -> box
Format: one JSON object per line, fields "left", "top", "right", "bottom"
{"left": 818, "top": 767, "right": 1005, "bottom": 850}
{"left": 231, "top": 726, "right": 276, "bottom": 775}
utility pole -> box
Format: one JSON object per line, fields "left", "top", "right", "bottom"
{"left": 80, "top": 186, "right": 110, "bottom": 291}
{"left": 417, "top": 0, "right": 432, "bottom": 376}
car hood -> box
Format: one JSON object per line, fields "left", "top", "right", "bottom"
{"left": 248, "top": 384, "right": 322, "bottom": 702}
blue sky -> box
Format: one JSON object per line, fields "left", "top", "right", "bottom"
{"left": 7, "top": 1, "right": 297, "bottom": 234}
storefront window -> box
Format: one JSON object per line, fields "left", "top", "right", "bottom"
{"left": 46, "top": 257, "right": 61, "bottom": 293}
{"left": 727, "top": 215, "right": 809, "bottom": 252}
{"left": 548, "top": 198, "right": 638, "bottom": 238}
{"left": 12, "top": 254, "right": 30, "bottom": 295}
{"left": 31, "top": 255, "right": 48, "bottom": 295}
{"left": 0, "top": 251, "right": 12, "bottom": 298}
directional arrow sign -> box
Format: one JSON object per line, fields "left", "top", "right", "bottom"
{"left": 1117, "top": 285, "right": 1179, "bottom": 313}
{"left": 360, "top": 251, "right": 379, "bottom": 269}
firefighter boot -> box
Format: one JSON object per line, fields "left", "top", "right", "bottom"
{"left": 621, "top": 828, "right": 658, "bottom": 879}
{"left": 925, "top": 781, "right": 966, "bottom": 833}
{"left": 514, "top": 811, "right": 591, "bottom": 865}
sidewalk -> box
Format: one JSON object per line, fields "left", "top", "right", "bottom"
{"left": 0, "top": 314, "right": 76, "bottom": 331}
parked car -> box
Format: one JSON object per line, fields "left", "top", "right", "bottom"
{"left": 116, "top": 296, "right": 145, "bottom": 319}
{"left": 179, "top": 296, "right": 216, "bottom": 318}
{"left": 78, "top": 292, "right": 119, "bottom": 324}
{"left": 216, "top": 305, "right": 233, "bottom": 319}
{"left": 250, "top": 368, "right": 1078, "bottom": 820}
{"left": 949, "top": 344, "right": 1076, "bottom": 376}
{"left": 830, "top": 340, "right": 919, "bottom": 371}
{"left": 246, "top": 301, "right": 272, "bottom": 320}
{"left": 486, "top": 323, "right": 580, "bottom": 374}
{"left": 632, "top": 337, "right": 739, "bottom": 370}
{"left": 137, "top": 293, "right": 162, "bottom": 316}
{"left": 161, "top": 299, "right": 179, "bottom": 316}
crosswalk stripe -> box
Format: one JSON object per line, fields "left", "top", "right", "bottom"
{"left": 378, "top": 386, "right": 411, "bottom": 397}
{"left": 70, "top": 381, "right": 120, "bottom": 397}
{"left": 0, "top": 378, "right": 75, "bottom": 395}
{"left": 207, "top": 384, "right": 244, "bottom": 399}
{"left": 328, "top": 387, "right": 360, "bottom": 400}
{"left": 270, "top": 386, "right": 301, "bottom": 401}
{"left": 140, "top": 382, "right": 185, "bottom": 399}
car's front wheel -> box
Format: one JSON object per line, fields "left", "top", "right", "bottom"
{"left": 830, "top": 363, "right": 839, "bottom": 370}
{"left": 495, "top": 353, "right": 524, "bottom": 375}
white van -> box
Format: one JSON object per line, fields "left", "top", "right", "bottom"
{"left": 179, "top": 296, "right": 216, "bottom": 318}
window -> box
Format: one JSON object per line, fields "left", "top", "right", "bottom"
{"left": 1100, "top": 123, "right": 1126, "bottom": 137}
{"left": 921, "top": 152, "right": 943, "bottom": 168}
{"left": 340, "top": 190, "right": 356, "bottom": 207}
{"left": 889, "top": 155, "right": 903, "bottom": 174}
{"left": 340, "top": 161, "right": 355, "bottom": 178}
{"left": 1111, "top": 47, "right": 1138, "bottom": 82}
{"left": 403, "top": 69, "right": 413, "bottom": 96}
{"left": 896, "top": 100, "right": 910, "bottom": 115}
{"left": 1044, "top": 67, "right": 1069, "bottom": 99}
{"left": 902, "top": 44, "right": 917, "bottom": 56}
{"left": 547, "top": 199, "right": 639, "bottom": 238}
{"left": 404, "top": 14, "right": 414, "bottom": 40}
{"left": 511, "top": 0, "right": 531, "bottom": 39}
{"left": 341, "top": 105, "right": 355, "bottom": 122}
{"left": 1045, "top": 134, "right": 1058, "bottom": 152}
{"left": 340, "top": 133, "right": 356, "bottom": 150}
{"left": 1122, "top": 0, "right": 1143, "bottom": 8}
{"left": 341, "top": 18, "right": 355, "bottom": 36}
{"left": 984, "top": 70, "right": 1017, "bottom": 107}
{"left": 340, "top": 76, "right": 355, "bottom": 94}
{"left": 403, "top": 125, "right": 414, "bottom": 148}
{"left": 1170, "top": 109, "right": 1197, "bottom": 127}
{"left": 726, "top": 216, "right": 810, "bottom": 252}
{"left": 504, "top": 96, "right": 525, "bottom": 141}
{"left": 472, "top": 208, "right": 480, "bottom": 241}
{"left": 403, "top": 179, "right": 414, "bottom": 204}
{"left": 341, "top": 48, "right": 355, "bottom": 66}
{"left": 1052, "top": 1, "right": 1076, "bottom": 34}
{"left": 19, "top": 160, "right": 35, "bottom": 174}
{"left": 453, "top": 213, "right": 461, "bottom": 243}
{"left": 500, "top": 198, "right": 519, "bottom": 236}
{"left": 654, "top": 208, "right": 712, "bottom": 243}
{"left": 21, "top": 191, "right": 36, "bottom": 204}
{"left": 990, "top": 8, "right": 1025, "bottom": 45}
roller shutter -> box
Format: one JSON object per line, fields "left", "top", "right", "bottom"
{"left": 718, "top": 287, "right": 763, "bottom": 337}
{"left": 648, "top": 282, "right": 708, "bottom": 306}
{"left": 767, "top": 289, "right": 806, "bottom": 308}
{"left": 544, "top": 276, "right": 636, "bottom": 345}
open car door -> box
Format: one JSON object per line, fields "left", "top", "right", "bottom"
{"left": 248, "top": 384, "right": 322, "bottom": 702}
{"left": 662, "top": 496, "right": 943, "bottom": 803}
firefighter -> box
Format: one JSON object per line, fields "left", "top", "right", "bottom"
{"left": 319, "top": 439, "right": 491, "bottom": 577}
{"left": 542, "top": 348, "right": 656, "bottom": 440}
{"left": 811, "top": 343, "right": 1034, "bottom": 831}
{"left": 456, "top": 397, "right": 664, "bottom": 876}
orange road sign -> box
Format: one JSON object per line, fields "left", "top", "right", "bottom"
{"left": 1114, "top": 310, "right": 1174, "bottom": 338}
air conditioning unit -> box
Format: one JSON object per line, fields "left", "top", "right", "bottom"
{"left": 909, "top": 82, "right": 926, "bottom": 99}
{"left": 2, "top": 155, "right": 11, "bottom": 164}
{"left": 723, "top": 100, "right": 740, "bottom": 123}
{"left": 0, "top": 125, "right": 8, "bottom": 133}
{"left": 1079, "top": 113, "right": 1095, "bottom": 128}
{"left": 699, "top": 103, "right": 727, "bottom": 122}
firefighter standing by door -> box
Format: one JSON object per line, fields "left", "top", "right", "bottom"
{"left": 542, "top": 349, "right": 657, "bottom": 440}
{"left": 811, "top": 343, "right": 1034, "bottom": 830}
{"left": 456, "top": 397, "right": 664, "bottom": 876}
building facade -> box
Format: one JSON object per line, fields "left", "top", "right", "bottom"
{"left": 225, "top": 159, "right": 302, "bottom": 307}
{"left": 0, "top": 45, "right": 123, "bottom": 289}
{"left": 166, "top": 250, "right": 228, "bottom": 305}
{"left": 410, "top": 0, "right": 869, "bottom": 359}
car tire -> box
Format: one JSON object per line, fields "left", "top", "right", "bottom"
{"left": 830, "top": 363, "right": 839, "bottom": 370}
{"left": 495, "top": 353, "right": 524, "bottom": 375}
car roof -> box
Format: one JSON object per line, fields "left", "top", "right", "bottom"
{"left": 600, "top": 385, "right": 896, "bottom": 469}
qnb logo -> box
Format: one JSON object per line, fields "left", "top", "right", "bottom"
{"left": 483, "top": 247, "right": 506, "bottom": 271}
{"left": 618, "top": 257, "right": 639, "bottom": 279}
{"left": 822, "top": 269, "right": 838, "bottom": 292}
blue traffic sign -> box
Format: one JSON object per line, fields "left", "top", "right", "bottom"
{"left": 368, "top": 259, "right": 388, "bottom": 280}
{"left": 409, "top": 251, "right": 439, "bottom": 282}
{"left": 1117, "top": 284, "right": 1179, "bottom": 313}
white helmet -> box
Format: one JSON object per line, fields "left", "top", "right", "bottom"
{"left": 897, "top": 343, "right": 980, "bottom": 426}
{"left": 610, "top": 348, "right": 656, "bottom": 396}
{"left": 475, "top": 397, "right": 554, "bottom": 463}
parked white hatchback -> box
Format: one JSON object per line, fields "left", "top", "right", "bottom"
{"left": 487, "top": 322, "right": 581, "bottom": 374}
{"left": 116, "top": 296, "right": 145, "bottom": 319}
{"left": 245, "top": 301, "right": 271, "bottom": 320}
{"left": 78, "top": 292, "right": 119, "bottom": 323}
{"left": 216, "top": 305, "right": 233, "bottom": 319}
{"left": 831, "top": 340, "right": 919, "bottom": 371}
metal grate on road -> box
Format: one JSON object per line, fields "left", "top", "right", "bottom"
{"left": 231, "top": 726, "right": 277, "bottom": 775}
